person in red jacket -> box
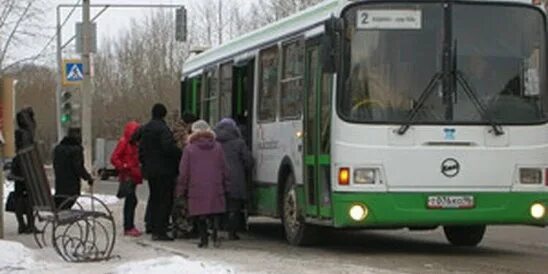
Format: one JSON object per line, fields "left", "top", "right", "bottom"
{"left": 111, "top": 121, "right": 143, "bottom": 237}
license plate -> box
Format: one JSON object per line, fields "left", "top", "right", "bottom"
{"left": 427, "top": 196, "right": 474, "bottom": 209}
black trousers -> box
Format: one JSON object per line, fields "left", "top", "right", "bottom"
{"left": 227, "top": 198, "right": 244, "bottom": 234}
{"left": 123, "top": 182, "right": 138, "bottom": 230}
{"left": 148, "top": 176, "right": 175, "bottom": 236}
{"left": 196, "top": 214, "right": 221, "bottom": 243}
{"left": 54, "top": 195, "right": 77, "bottom": 210}
{"left": 14, "top": 188, "right": 34, "bottom": 230}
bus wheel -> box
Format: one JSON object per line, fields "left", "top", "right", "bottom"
{"left": 282, "top": 173, "right": 317, "bottom": 246}
{"left": 443, "top": 225, "right": 486, "bottom": 247}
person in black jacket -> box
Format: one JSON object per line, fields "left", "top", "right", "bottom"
{"left": 11, "top": 108, "right": 36, "bottom": 234}
{"left": 53, "top": 128, "right": 93, "bottom": 209}
{"left": 139, "top": 103, "right": 182, "bottom": 241}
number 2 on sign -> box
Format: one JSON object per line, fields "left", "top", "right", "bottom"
{"left": 361, "top": 12, "right": 369, "bottom": 25}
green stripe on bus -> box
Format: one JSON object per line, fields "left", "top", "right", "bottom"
{"left": 331, "top": 192, "right": 548, "bottom": 228}
{"left": 318, "top": 155, "right": 330, "bottom": 165}
{"left": 304, "top": 156, "right": 315, "bottom": 165}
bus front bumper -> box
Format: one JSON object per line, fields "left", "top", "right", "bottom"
{"left": 331, "top": 192, "right": 548, "bottom": 228}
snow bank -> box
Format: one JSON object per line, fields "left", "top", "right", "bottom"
{"left": 4, "top": 179, "right": 119, "bottom": 208}
{"left": 3, "top": 180, "right": 14, "bottom": 203}
{"left": 114, "top": 256, "right": 235, "bottom": 274}
{"left": 76, "top": 193, "right": 119, "bottom": 207}
{"left": 0, "top": 240, "right": 49, "bottom": 273}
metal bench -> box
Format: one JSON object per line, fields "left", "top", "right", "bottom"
{"left": 17, "top": 146, "right": 116, "bottom": 262}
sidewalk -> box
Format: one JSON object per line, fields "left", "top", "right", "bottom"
{"left": 1, "top": 197, "right": 239, "bottom": 274}
{"left": 1, "top": 189, "right": 395, "bottom": 274}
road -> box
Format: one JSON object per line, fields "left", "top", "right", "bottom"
{"left": 96, "top": 180, "right": 548, "bottom": 274}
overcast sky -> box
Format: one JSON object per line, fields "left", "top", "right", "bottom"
{"left": 18, "top": 0, "right": 189, "bottom": 63}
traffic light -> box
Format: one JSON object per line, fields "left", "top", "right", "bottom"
{"left": 61, "top": 91, "right": 72, "bottom": 125}
{"left": 175, "top": 6, "right": 187, "bottom": 42}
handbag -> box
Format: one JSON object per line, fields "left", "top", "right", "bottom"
{"left": 116, "top": 181, "right": 135, "bottom": 199}
{"left": 5, "top": 191, "right": 16, "bottom": 212}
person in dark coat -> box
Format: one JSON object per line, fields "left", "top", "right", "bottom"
{"left": 53, "top": 128, "right": 93, "bottom": 209}
{"left": 11, "top": 108, "right": 36, "bottom": 234}
{"left": 214, "top": 118, "right": 253, "bottom": 240}
{"left": 139, "top": 103, "right": 181, "bottom": 241}
{"left": 176, "top": 120, "right": 229, "bottom": 248}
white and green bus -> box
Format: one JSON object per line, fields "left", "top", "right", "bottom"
{"left": 181, "top": 0, "right": 548, "bottom": 246}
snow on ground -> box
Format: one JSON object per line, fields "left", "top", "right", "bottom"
{"left": 0, "top": 239, "right": 237, "bottom": 274}
{"left": 76, "top": 193, "right": 119, "bottom": 207}
{"left": 3, "top": 180, "right": 14, "bottom": 202}
{"left": 0, "top": 240, "right": 51, "bottom": 273}
{"left": 114, "top": 256, "right": 235, "bottom": 274}
{"left": 3, "top": 180, "right": 119, "bottom": 208}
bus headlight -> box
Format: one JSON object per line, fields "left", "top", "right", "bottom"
{"left": 349, "top": 204, "right": 368, "bottom": 221}
{"left": 354, "top": 168, "right": 378, "bottom": 184}
{"left": 530, "top": 203, "right": 545, "bottom": 219}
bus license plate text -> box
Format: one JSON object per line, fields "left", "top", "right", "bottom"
{"left": 427, "top": 196, "right": 474, "bottom": 209}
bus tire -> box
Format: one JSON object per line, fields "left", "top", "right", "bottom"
{"left": 443, "top": 225, "right": 486, "bottom": 247}
{"left": 282, "top": 173, "right": 317, "bottom": 246}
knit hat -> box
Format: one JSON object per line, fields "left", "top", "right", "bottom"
{"left": 191, "top": 120, "right": 212, "bottom": 133}
{"left": 217, "top": 117, "right": 237, "bottom": 128}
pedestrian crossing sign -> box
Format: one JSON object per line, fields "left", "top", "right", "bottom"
{"left": 62, "top": 59, "right": 84, "bottom": 86}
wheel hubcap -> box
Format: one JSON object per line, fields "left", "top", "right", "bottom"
{"left": 284, "top": 186, "right": 300, "bottom": 236}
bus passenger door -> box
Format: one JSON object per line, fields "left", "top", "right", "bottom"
{"left": 234, "top": 59, "right": 256, "bottom": 211}
{"left": 233, "top": 59, "right": 254, "bottom": 147}
{"left": 304, "top": 39, "right": 332, "bottom": 219}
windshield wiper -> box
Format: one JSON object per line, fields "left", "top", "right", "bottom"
{"left": 397, "top": 73, "right": 443, "bottom": 135}
{"left": 398, "top": 39, "right": 504, "bottom": 136}
{"left": 454, "top": 71, "right": 505, "bottom": 136}
{"left": 451, "top": 40, "right": 504, "bottom": 136}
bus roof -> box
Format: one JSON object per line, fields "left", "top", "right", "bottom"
{"left": 181, "top": 0, "right": 542, "bottom": 78}
{"left": 182, "top": 0, "right": 340, "bottom": 77}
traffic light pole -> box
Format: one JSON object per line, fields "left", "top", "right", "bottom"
{"left": 55, "top": 2, "right": 185, "bottom": 162}
{"left": 55, "top": 7, "right": 63, "bottom": 142}
{"left": 82, "top": 0, "right": 93, "bottom": 173}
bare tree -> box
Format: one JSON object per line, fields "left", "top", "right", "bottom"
{"left": 247, "top": 0, "right": 324, "bottom": 29}
{"left": 92, "top": 10, "right": 189, "bottom": 139}
{"left": 13, "top": 64, "right": 56, "bottom": 161}
{"left": 0, "top": 0, "right": 46, "bottom": 75}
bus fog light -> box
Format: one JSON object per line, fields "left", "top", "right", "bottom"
{"left": 349, "top": 204, "right": 368, "bottom": 221}
{"left": 354, "top": 169, "right": 377, "bottom": 184}
{"left": 530, "top": 203, "right": 545, "bottom": 219}
{"left": 520, "top": 168, "right": 542, "bottom": 184}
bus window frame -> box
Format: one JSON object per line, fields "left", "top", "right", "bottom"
{"left": 280, "top": 37, "right": 305, "bottom": 121}
{"left": 257, "top": 45, "right": 281, "bottom": 123}
{"left": 219, "top": 61, "right": 234, "bottom": 120}
{"left": 336, "top": 0, "right": 548, "bottom": 126}
{"left": 203, "top": 65, "right": 220, "bottom": 124}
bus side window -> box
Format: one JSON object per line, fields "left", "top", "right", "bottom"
{"left": 204, "top": 68, "right": 220, "bottom": 124}
{"left": 258, "top": 46, "right": 279, "bottom": 122}
{"left": 220, "top": 62, "right": 233, "bottom": 119}
{"left": 281, "top": 39, "right": 304, "bottom": 119}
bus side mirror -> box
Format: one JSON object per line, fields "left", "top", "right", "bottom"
{"left": 322, "top": 16, "right": 342, "bottom": 74}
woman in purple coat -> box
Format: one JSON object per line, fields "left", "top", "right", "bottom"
{"left": 176, "top": 120, "right": 230, "bottom": 248}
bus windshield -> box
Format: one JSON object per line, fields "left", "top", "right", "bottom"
{"left": 339, "top": 2, "right": 548, "bottom": 124}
